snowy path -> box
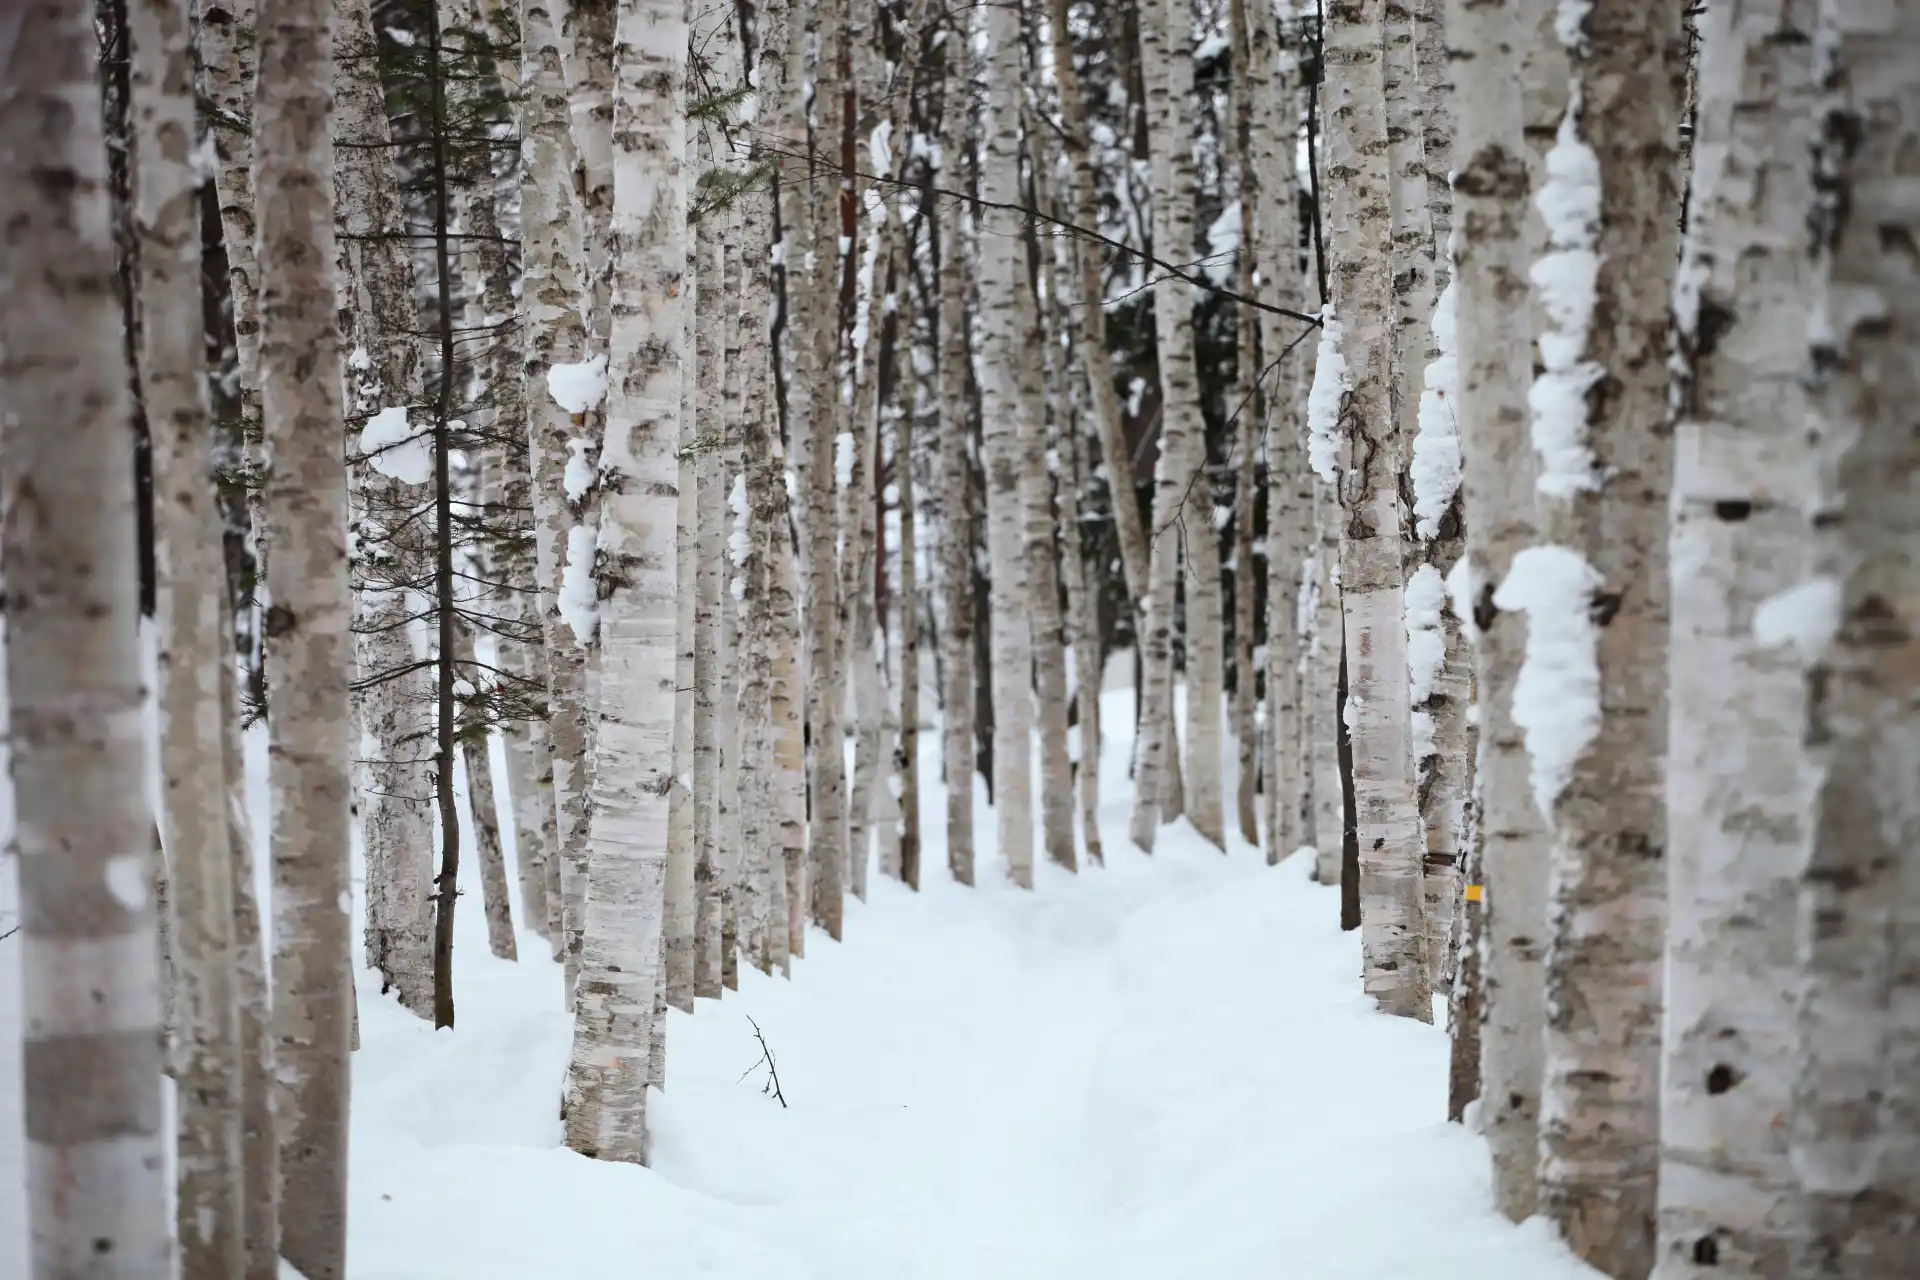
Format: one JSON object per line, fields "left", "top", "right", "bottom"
{"left": 343, "top": 691, "right": 1596, "bottom": 1280}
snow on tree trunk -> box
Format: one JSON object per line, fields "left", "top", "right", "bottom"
{"left": 255, "top": 0, "right": 355, "bottom": 1258}
{"left": 1786, "top": 4, "right": 1920, "bottom": 1273}
{"left": 524, "top": 0, "right": 601, "bottom": 988}
{"left": 2, "top": 1, "right": 168, "bottom": 1265}
{"left": 1386, "top": 0, "right": 1463, "bottom": 988}
{"left": 335, "top": 0, "right": 437, "bottom": 1021}
{"left": 977, "top": 0, "right": 1037, "bottom": 888}
{"left": 1446, "top": 0, "right": 1551, "bottom": 1221}
{"left": 563, "top": 0, "right": 685, "bottom": 1164}
{"left": 129, "top": 0, "right": 245, "bottom": 1258}
{"left": 1515, "top": 3, "right": 1684, "bottom": 1271}
{"left": 1322, "top": 0, "right": 1429, "bottom": 1021}
{"left": 1655, "top": 2, "right": 1816, "bottom": 1272}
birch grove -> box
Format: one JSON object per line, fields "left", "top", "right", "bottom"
{"left": 5, "top": 0, "right": 1917, "bottom": 1274}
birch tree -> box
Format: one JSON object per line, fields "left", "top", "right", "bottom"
{"left": 336, "top": 0, "right": 438, "bottom": 1019}
{"left": 1786, "top": 3, "right": 1920, "bottom": 1272}
{"left": 563, "top": 0, "right": 686, "bottom": 1163}
{"left": 1510, "top": 1, "right": 1685, "bottom": 1270}
{"left": 256, "top": 0, "right": 355, "bottom": 1259}
{"left": 1, "top": 0, "right": 168, "bottom": 1268}
{"left": 1656, "top": 1, "right": 1816, "bottom": 1272}
{"left": 977, "top": 0, "right": 1037, "bottom": 888}
{"left": 934, "top": 19, "right": 979, "bottom": 887}
{"left": 1320, "top": 0, "right": 1429, "bottom": 1020}
{"left": 130, "top": 0, "right": 244, "bottom": 1260}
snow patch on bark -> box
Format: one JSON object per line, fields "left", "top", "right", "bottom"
{"left": 1411, "top": 710, "right": 1437, "bottom": 762}
{"left": 1493, "top": 545, "right": 1603, "bottom": 815}
{"left": 1527, "top": 104, "right": 1604, "bottom": 498}
{"left": 1306, "top": 306, "right": 1348, "bottom": 483}
{"left": 547, "top": 355, "right": 610, "bottom": 414}
{"left": 1411, "top": 281, "right": 1462, "bottom": 538}
{"left": 360, "top": 406, "right": 432, "bottom": 485}
{"left": 564, "top": 438, "right": 598, "bottom": 504}
{"left": 1404, "top": 564, "right": 1448, "bottom": 704}
{"left": 559, "top": 524, "right": 600, "bottom": 645}
{"left": 105, "top": 853, "right": 149, "bottom": 911}
{"left": 835, "top": 431, "right": 856, "bottom": 489}
{"left": 1445, "top": 555, "right": 1481, "bottom": 642}
{"left": 1753, "top": 577, "right": 1841, "bottom": 664}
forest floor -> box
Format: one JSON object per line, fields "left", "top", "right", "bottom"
{"left": 0, "top": 670, "right": 1601, "bottom": 1278}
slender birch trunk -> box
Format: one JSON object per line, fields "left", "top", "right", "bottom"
{"left": 1045, "top": 0, "right": 1152, "bottom": 615}
{"left": 525, "top": 0, "right": 600, "bottom": 989}
{"left": 1515, "top": 4, "right": 1684, "bottom": 1271}
{"left": 1445, "top": 0, "right": 1550, "bottom": 1220}
{"left": 1227, "top": 0, "right": 1260, "bottom": 849}
{"left": 935, "top": 24, "right": 979, "bottom": 887}
{"left": 563, "top": 0, "right": 685, "bottom": 1164}
{"left": 1656, "top": 3, "right": 1816, "bottom": 1272}
{"left": 452, "top": 616, "right": 518, "bottom": 962}
{"left": 1130, "top": 0, "right": 1207, "bottom": 851}
{"left": 664, "top": 243, "right": 699, "bottom": 1012}
{"left": 789, "top": 0, "right": 850, "bottom": 935}
{"left": 256, "top": 0, "right": 354, "bottom": 1258}
{"left": 1251, "top": 10, "right": 1311, "bottom": 866}
{"left": 2, "top": 1, "right": 167, "bottom": 1265}
{"left": 1322, "top": 0, "right": 1429, "bottom": 1020}
{"left": 1020, "top": 215, "right": 1076, "bottom": 874}
{"left": 130, "top": 0, "right": 244, "bottom": 1259}
{"left": 977, "top": 0, "right": 1036, "bottom": 888}
{"left": 560, "top": 0, "right": 614, "bottom": 340}
{"left": 1787, "top": 4, "right": 1920, "bottom": 1272}
{"left": 335, "top": 0, "right": 437, "bottom": 1020}
{"left": 693, "top": 213, "right": 728, "bottom": 998}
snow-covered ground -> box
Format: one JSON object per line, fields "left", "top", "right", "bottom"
{"left": 0, "top": 673, "right": 1597, "bottom": 1279}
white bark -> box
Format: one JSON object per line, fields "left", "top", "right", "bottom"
{"left": 664, "top": 230, "right": 699, "bottom": 1013}
{"left": 1655, "top": 2, "right": 1816, "bottom": 1273}
{"left": 256, "top": 0, "right": 355, "bottom": 1259}
{"left": 977, "top": 0, "right": 1036, "bottom": 888}
{"left": 1787, "top": 3, "right": 1920, "bottom": 1272}
{"left": 692, "top": 211, "right": 728, "bottom": 998}
{"left": 1524, "top": 3, "right": 1685, "bottom": 1271}
{"left": 129, "top": 0, "right": 244, "bottom": 1260}
{"left": 335, "top": 0, "right": 437, "bottom": 1020}
{"left": 934, "top": 30, "right": 979, "bottom": 887}
{"left": 1, "top": 1, "right": 168, "bottom": 1266}
{"left": 1447, "top": 0, "right": 1550, "bottom": 1221}
{"left": 562, "top": 0, "right": 685, "bottom": 1164}
{"left": 524, "top": 0, "right": 600, "bottom": 990}
{"left": 1324, "top": 0, "right": 1429, "bottom": 1021}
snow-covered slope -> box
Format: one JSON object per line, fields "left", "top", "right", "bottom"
{"left": 339, "top": 689, "right": 1596, "bottom": 1280}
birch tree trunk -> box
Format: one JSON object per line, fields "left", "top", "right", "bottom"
{"left": 256, "top": 0, "right": 355, "bottom": 1258}
{"left": 335, "top": 0, "right": 438, "bottom": 1020}
{"left": 1323, "top": 0, "right": 1429, "bottom": 1020}
{"left": 790, "top": 0, "right": 849, "bottom": 934}
{"left": 563, "top": 0, "right": 685, "bottom": 1163}
{"left": 665, "top": 241, "right": 699, "bottom": 1012}
{"left": 524, "top": 0, "right": 600, "bottom": 987}
{"left": 1020, "top": 220, "right": 1076, "bottom": 874}
{"left": 1, "top": 1, "right": 168, "bottom": 1266}
{"left": 935, "top": 27, "right": 978, "bottom": 887}
{"left": 977, "top": 0, "right": 1036, "bottom": 888}
{"left": 1787, "top": 4, "right": 1920, "bottom": 1272}
{"left": 1251, "top": 11, "right": 1312, "bottom": 866}
{"left": 1517, "top": 3, "right": 1685, "bottom": 1271}
{"left": 1656, "top": 2, "right": 1816, "bottom": 1272}
{"left": 452, "top": 617, "right": 518, "bottom": 962}
{"left": 129, "top": 0, "right": 243, "bottom": 1260}
{"left": 1226, "top": 0, "right": 1260, "bottom": 850}
{"left": 1446, "top": 0, "right": 1551, "bottom": 1220}
{"left": 560, "top": 0, "right": 614, "bottom": 340}
{"left": 1129, "top": 0, "right": 1206, "bottom": 851}
{"left": 692, "top": 212, "right": 728, "bottom": 997}
{"left": 1045, "top": 0, "right": 1152, "bottom": 617}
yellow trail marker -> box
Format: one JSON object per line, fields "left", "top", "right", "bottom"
{"left": 1464, "top": 884, "right": 1484, "bottom": 903}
